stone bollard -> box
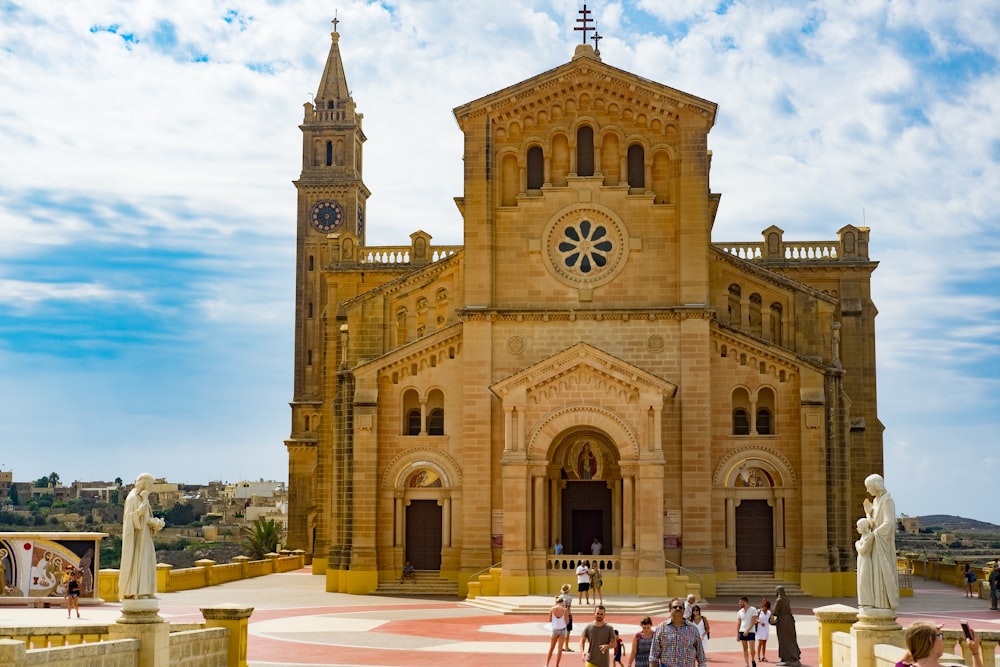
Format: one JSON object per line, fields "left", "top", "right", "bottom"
{"left": 156, "top": 563, "right": 173, "bottom": 593}
{"left": 232, "top": 555, "right": 250, "bottom": 579}
{"left": 195, "top": 559, "right": 217, "bottom": 587}
{"left": 814, "top": 604, "right": 859, "bottom": 667}
{"left": 202, "top": 603, "right": 254, "bottom": 667}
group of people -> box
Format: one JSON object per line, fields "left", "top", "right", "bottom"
{"left": 546, "top": 596, "right": 707, "bottom": 667}
{"left": 544, "top": 588, "right": 802, "bottom": 667}
{"left": 735, "top": 592, "right": 800, "bottom": 667}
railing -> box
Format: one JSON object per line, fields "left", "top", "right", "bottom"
{"left": 715, "top": 241, "right": 840, "bottom": 261}
{"left": 359, "top": 246, "right": 462, "bottom": 267}
{"left": 468, "top": 561, "right": 503, "bottom": 582}
{"left": 665, "top": 558, "right": 705, "bottom": 596}
{"left": 547, "top": 556, "right": 620, "bottom": 572}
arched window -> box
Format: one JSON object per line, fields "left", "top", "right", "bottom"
{"left": 733, "top": 409, "right": 750, "bottom": 435}
{"left": 576, "top": 126, "right": 594, "bottom": 177}
{"left": 308, "top": 255, "right": 314, "bottom": 271}
{"left": 728, "top": 284, "right": 742, "bottom": 326}
{"left": 325, "top": 141, "right": 333, "bottom": 167}
{"left": 756, "top": 409, "right": 772, "bottom": 435}
{"left": 426, "top": 389, "right": 444, "bottom": 435}
{"left": 627, "top": 144, "right": 645, "bottom": 189}
{"left": 757, "top": 387, "right": 776, "bottom": 435}
{"left": 732, "top": 387, "right": 751, "bottom": 435}
{"left": 749, "top": 293, "right": 763, "bottom": 335}
{"left": 770, "top": 302, "right": 783, "bottom": 344}
{"left": 307, "top": 302, "right": 313, "bottom": 319}
{"left": 527, "top": 146, "right": 544, "bottom": 189}
{"left": 427, "top": 408, "right": 444, "bottom": 435}
{"left": 406, "top": 409, "right": 421, "bottom": 436}
{"left": 306, "top": 350, "right": 313, "bottom": 366}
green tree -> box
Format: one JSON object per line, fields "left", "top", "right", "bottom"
{"left": 34, "top": 476, "right": 50, "bottom": 488}
{"left": 6, "top": 484, "right": 17, "bottom": 506}
{"left": 242, "top": 518, "right": 283, "bottom": 560}
{"left": 164, "top": 502, "right": 196, "bottom": 526}
{"left": 48, "top": 472, "right": 60, "bottom": 487}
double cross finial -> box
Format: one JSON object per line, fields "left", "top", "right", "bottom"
{"left": 574, "top": 3, "right": 595, "bottom": 44}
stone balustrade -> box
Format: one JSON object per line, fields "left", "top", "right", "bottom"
{"left": 99, "top": 551, "right": 306, "bottom": 601}
{"left": 359, "top": 246, "right": 461, "bottom": 266}
{"left": 546, "top": 555, "right": 620, "bottom": 572}
{"left": 715, "top": 241, "right": 841, "bottom": 261}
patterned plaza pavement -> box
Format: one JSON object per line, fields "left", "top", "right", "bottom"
{"left": 3, "top": 569, "right": 999, "bottom": 667}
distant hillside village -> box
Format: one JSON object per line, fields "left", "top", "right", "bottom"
{"left": 0, "top": 469, "right": 287, "bottom": 543}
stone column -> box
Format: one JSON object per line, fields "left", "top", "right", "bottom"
{"left": 109, "top": 599, "right": 169, "bottom": 667}
{"left": 533, "top": 474, "right": 545, "bottom": 550}
{"left": 394, "top": 491, "right": 405, "bottom": 546}
{"left": 622, "top": 472, "right": 634, "bottom": 550}
{"left": 611, "top": 480, "right": 622, "bottom": 551}
{"left": 202, "top": 603, "right": 254, "bottom": 667}
{"left": 441, "top": 494, "right": 452, "bottom": 547}
{"left": 850, "top": 608, "right": 904, "bottom": 667}
{"left": 813, "top": 604, "right": 858, "bottom": 667}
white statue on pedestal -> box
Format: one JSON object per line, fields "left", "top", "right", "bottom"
{"left": 119, "top": 473, "right": 165, "bottom": 599}
{"left": 856, "top": 473, "right": 899, "bottom": 610}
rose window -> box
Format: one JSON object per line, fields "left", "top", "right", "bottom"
{"left": 558, "top": 220, "right": 613, "bottom": 274}
{"left": 542, "top": 206, "right": 628, "bottom": 290}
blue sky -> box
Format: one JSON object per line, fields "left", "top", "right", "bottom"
{"left": 1, "top": 1, "right": 998, "bottom": 519}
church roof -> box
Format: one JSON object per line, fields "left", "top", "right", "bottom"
{"left": 453, "top": 44, "right": 717, "bottom": 129}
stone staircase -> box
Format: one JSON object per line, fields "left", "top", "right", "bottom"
{"left": 714, "top": 572, "right": 807, "bottom": 599}
{"left": 373, "top": 570, "right": 460, "bottom": 597}
{"left": 462, "top": 595, "right": 674, "bottom": 616}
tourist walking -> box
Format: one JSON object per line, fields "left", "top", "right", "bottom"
{"left": 989, "top": 562, "right": 1000, "bottom": 610}
{"left": 736, "top": 596, "right": 759, "bottom": 667}
{"left": 546, "top": 596, "right": 568, "bottom": 667}
{"left": 627, "top": 617, "right": 654, "bottom": 667}
{"left": 756, "top": 599, "right": 772, "bottom": 661}
{"left": 963, "top": 564, "right": 976, "bottom": 598}
{"left": 648, "top": 598, "right": 706, "bottom": 667}
{"left": 691, "top": 605, "right": 710, "bottom": 648}
{"left": 580, "top": 605, "right": 616, "bottom": 667}
{"left": 683, "top": 593, "right": 696, "bottom": 621}
{"left": 560, "top": 583, "right": 576, "bottom": 652}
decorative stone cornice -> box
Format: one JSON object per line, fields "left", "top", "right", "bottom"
{"left": 459, "top": 307, "right": 715, "bottom": 323}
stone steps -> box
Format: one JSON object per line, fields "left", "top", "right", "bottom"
{"left": 462, "top": 595, "right": 674, "bottom": 616}
{"left": 373, "top": 571, "right": 459, "bottom": 597}
{"left": 715, "top": 572, "right": 807, "bottom": 599}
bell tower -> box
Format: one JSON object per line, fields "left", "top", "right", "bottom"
{"left": 286, "top": 20, "right": 369, "bottom": 557}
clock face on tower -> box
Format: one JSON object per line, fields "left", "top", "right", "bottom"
{"left": 310, "top": 199, "right": 344, "bottom": 233}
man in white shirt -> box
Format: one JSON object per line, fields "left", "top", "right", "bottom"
{"left": 576, "top": 560, "right": 592, "bottom": 604}
{"left": 591, "top": 537, "right": 602, "bottom": 555}
{"left": 736, "top": 596, "right": 759, "bottom": 667}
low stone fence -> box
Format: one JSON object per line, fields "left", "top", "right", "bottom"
{"left": 899, "top": 555, "right": 997, "bottom": 600}
{"left": 0, "top": 604, "right": 246, "bottom": 667}
{"left": 99, "top": 551, "right": 306, "bottom": 601}
{"left": 816, "top": 604, "right": 999, "bottom": 667}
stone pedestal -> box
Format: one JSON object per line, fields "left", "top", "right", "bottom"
{"left": 814, "top": 603, "right": 859, "bottom": 667}
{"left": 851, "top": 607, "right": 905, "bottom": 667}
{"left": 202, "top": 603, "right": 254, "bottom": 667}
{"left": 109, "top": 598, "right": 169, "bottom": 667}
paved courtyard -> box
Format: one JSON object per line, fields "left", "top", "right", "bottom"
{"left": 2, "top": 569, "right": 998, "bottom": 667}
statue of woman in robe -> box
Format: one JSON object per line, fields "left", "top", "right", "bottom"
{"left": 119, "top": 473, "right": 165, "bottom": 599}
{"left": 859, "top": 473, "right": 899, "bottom": 610}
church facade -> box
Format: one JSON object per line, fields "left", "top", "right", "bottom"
{"left": 284, "top": 26, "right": 881, "bottom": 597}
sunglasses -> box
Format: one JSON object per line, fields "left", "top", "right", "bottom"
{"left": 671, "top": 605, "right": 684, "bottom": 610}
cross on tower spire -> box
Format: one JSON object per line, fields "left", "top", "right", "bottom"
{"left": 331, "top": 10, "right": 339, "bottom": 33}
{"left": 574, "top": 3, "right": 595, "bottom": 44}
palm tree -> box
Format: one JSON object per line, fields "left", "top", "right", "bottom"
{"left": 48, "top": 472, "right": 60, "bottom": 487}
{"left": 242, "top": 518, "right": 283, "bottom": 560}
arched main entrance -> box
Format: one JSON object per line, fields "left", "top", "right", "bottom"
{"left": 550, "top": 431, "right": 618, "bottom": 556}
